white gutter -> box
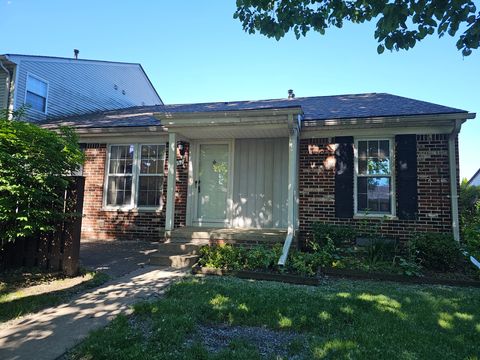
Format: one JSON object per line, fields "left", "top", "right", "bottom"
{"left": 0, "top": 59, "right": 11, "bottom": 111}
{"left": 449, "top": 119, "right": 462, "bottom": 242}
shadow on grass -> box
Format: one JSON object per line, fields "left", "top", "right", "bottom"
{"left": 71, "top": 277, "right": 480, "bottom": 359}
{"left": 0, "top": 271, "right": 109, "bottom": 323}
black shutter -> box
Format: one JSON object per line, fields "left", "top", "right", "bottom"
{"left": 335, "top": 136, "right": 354, "bottom": 218}
{"left": 396, "top": 134, "right": 418, "bottom": 220}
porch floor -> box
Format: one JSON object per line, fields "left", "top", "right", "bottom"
{"left": 166, "top": 227, "right": 287, "bottom": 245}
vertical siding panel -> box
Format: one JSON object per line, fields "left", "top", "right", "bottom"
{"left": 264, "top": 139, "right": 274, "bottom": 228}
{"left": 247, "top": 140, "right": 256, "bottom": 226}
{"left": 233, "top": 138, "right": 288, "bottom": 229}
{"left": 256, "top": 139, "right": 266, "bottom": 227}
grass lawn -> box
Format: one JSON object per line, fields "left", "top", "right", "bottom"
{"left": 70, "top": 276, "right": 480, "bottom": 360}
{"left": 0, "top": 268, "right": 109, "bottom": 323}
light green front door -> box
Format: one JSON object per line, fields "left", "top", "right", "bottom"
{"left": 195, "top": 143, "right": 229, "bottom": 225}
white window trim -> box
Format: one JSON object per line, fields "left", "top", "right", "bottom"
{"left": 103, "top": 143, "right": 166, "bottom": 211}
{"left": 353, "top": 137, "right": 396, "bottom": 218}
{"left": 24, "top": 72, "right": 49, "bottom": 114}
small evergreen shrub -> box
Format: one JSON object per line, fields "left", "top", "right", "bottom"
{"left": 409, "top": 232, "right": 461, "bottom": 271}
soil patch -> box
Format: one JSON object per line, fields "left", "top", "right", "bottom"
{"left": 186, "top": 323, "right": 307, "bottom": 358}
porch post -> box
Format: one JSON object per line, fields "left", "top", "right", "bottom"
{"left": 279, "top": 114, "right": 300, "bottom": 265}
{"left": 287, "top": 117, "right": 300, "bottom": 235}
{"left": 165, "top": 132, "right": 177, "bottom": 233}
{"left": 449, "top": 120, "right": 461, "bottom": 242}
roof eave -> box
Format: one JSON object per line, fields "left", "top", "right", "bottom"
{"left": 303, "top": 112, "right": 475, "bottom": 128}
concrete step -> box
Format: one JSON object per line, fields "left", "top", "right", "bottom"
{"left": 158, "top": 242, "right": 201, "bottom": 255}
{"left": 150, "top": 253, "right": 199, "bottom": 269}
{"left": 164, "top": 237, "right": 210, "bottom": 245}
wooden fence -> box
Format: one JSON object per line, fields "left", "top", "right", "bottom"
{"left": 0, "top": 177, "right": 85, "bottom": 276}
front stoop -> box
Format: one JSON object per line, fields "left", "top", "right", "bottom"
{"left": 150, "top": 241, "right": 206, "bottom": 269}
{"left": 150, "top": 253, "right": 199, "bottom": 268}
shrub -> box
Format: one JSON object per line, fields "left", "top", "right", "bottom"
{"left": 311, "top": 222, "right": 356, "bottom": 247}
{"left": 244, "top": 244, "right": 282, "bottom": 270}
{"left": 0, "top": 110, "right": 84, "bottom": 245}
{"left": 198, "top": 244, "right": 245, "bottom": 270}
{"left": 409, "top": 232, "right": 461, "bottom": 271}
{"left": 285, "top": 251, "right": 323, "bottom": 276}
{"left": 459, "top": 179, "right": 480, "bottom": 259}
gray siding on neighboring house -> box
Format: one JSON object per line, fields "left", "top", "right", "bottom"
{"left": 232, "top": 138, "right": 288, "bottom": 229}
{"left": 8, "top": 55, "right": 161, "bottom": 122}
{"left": 0, "top": 72, "right": 7, "bottom": 109}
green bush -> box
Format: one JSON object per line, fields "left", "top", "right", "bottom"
{"left": 244, "top": 244, "right": 282, "bottom": 270}
{"left": 285, "top": 251, "right": 323, "bottom": 276}
{"left": 0, "top": 110, "right": 84, "bottom": 245}
{"left": 198, "top": 242, "right": 331, "bottom": 276}
{"left": 198, "top": 244, "right": 245, "bottom": 270}
{"left": 311, "top": 222, "right": 356, "bottom": 247}
{"left": 459, "top": 179, "right": 480, "bottom": 259}
{"left": 409, "top": 232, "right": 461, "bottom": 271}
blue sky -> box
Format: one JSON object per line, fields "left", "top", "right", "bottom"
{"left": 1, "top": 0, "right": 478, "bottom": 179}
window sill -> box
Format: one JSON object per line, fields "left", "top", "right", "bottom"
{"left": 101, "top": 206, "right": 163, "bottom": 213}
{"left": 353, "top": 214, "right": 398, "bottom": 220}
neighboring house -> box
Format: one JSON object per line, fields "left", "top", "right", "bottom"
{"left": 0, "top": 53, "right": 162, "bottom": 121}
{"left": 40, "top": 92, "right": 475, "bottom": 256}
{"left": 468, "top": 169, "right": 480, "bottom": 186}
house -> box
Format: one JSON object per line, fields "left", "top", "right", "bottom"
{"left": 468, "top": 169, "right": 480, "bottom": 187}
{"left": 0, "top": 53, "right": 162, "bottom": 121}
{"left": 39, "top": 91, "right": 475, "bottom": 265}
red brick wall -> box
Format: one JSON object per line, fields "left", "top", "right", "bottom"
{"left": 298, "top": 134, "right": 457, "bottom": 245}
{"left": 81, "top": 142, "right": 189, "bottom": 242}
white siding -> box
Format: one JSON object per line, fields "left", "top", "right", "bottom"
{"left": 8, "top": 55, "right": 161, "bottom": 122}
{"left": 232, "top": 138, "right": 288, "bottom": 228}
{"left": 0, "top": 72, "right": 7, "bottom": 109}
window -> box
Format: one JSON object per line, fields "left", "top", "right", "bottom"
{"left": 355, "top": 139, "right": 394, "bottom": 215}
{"left": 25, "top": 74, "right": 48, "bottom": 113}
{"left": 105, "top": 144, "right": 165, "bottom": 208}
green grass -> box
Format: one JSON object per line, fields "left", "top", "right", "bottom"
{"left": 70, "top": 276, "right": 480, "bottom": 360}
{"left": 0, "top": 269, "right": 109, "bottom": 323}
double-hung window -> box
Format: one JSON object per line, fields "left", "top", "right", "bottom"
{"left": 105, "top": 144, "right": 165, "bottom": 208}
{"left": 355, "top": 139, "right": 394, "bottom": 215}
{"left": 25, "top": 74, "right": 48, "bottom": 113}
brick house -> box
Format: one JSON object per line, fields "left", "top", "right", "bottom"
{"left": 41, "top": 92, "right": 474, "bottom": 265}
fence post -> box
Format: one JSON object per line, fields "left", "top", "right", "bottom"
{"left": 62, "top": 176, "right": 85, "bottom": 276}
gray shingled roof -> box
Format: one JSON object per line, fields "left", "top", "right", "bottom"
{"left": 40, "top": 93, "right": 468, "bottom": 129}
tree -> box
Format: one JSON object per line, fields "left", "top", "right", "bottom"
{"left": 234, "top": 0, "right": 479, "bottom": 56}
{"left": 0, "top": 110, "right": 84, "bottom": 245}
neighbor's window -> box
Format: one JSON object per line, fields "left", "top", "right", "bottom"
{"left": 25, "top": 74, "right": 48, "bottom": 113}
{"left": 356, "top": 139, "right": 393, "bottom": 214}
{"left": 105, "top": 144, "right": 165, "bottom": 207}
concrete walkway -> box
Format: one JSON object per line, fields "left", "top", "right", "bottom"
{"left": 0, "top": 266, "right": 187, "bottom": 360}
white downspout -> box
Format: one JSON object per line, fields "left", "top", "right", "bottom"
{"left": 449, "top": 119, "right": 462, "bottom": 242}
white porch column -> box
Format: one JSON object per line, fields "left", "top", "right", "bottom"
{"left": 279, "top": 114, "right": 300, "bottom": 265}
{"left": 165, "top": 132, "right": 177, "bottom": 233}
{"left": 287, "top": 124, "right": 299, "bottom": 235}
{"left": 449, "top": 120, "right": 462, "bottom": 242}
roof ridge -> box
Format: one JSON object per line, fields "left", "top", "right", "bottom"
{"left": 3, "top": 53, "right": 141, "bottom": 66}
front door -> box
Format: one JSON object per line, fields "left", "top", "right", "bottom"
{"left": 194, "top": 143, "right": 230, "bottom": 225}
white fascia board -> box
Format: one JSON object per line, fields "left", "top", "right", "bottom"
{"left": 155, "top": 107, "right": 303, "bottom": 127}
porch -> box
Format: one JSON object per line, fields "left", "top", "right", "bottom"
{"left": 150, "top": 227, "right": 288, "bottom": 268}
{"left": 154, "top": 106, "right": 303, "bottom": 267}
{"left": 166, "top": 226, "right": 287, "bottom": 246}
